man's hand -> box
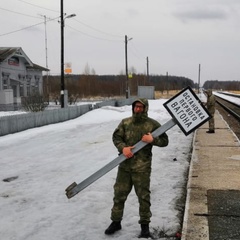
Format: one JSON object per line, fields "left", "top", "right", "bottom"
{"left": 123, "top": 146, "right": 135, "bottom": 158}
{"left": 142, "top": 133, "right": 153, "bottom": 143}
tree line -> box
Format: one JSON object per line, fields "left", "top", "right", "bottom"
{"left": 203, "top": 80, "right": 240, "bottom": 91}
{"left": 43, "top": 74, "right": 196, "bottom": 102}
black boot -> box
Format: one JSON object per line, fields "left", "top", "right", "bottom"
{"left": 105, "top": 221, "right": 121, "bottom": 235}
{"left": 139, "top": 224, "right": 151, "bottom": 238}
{"left": 206, "top": 130, "right": 215, "bottom": 133}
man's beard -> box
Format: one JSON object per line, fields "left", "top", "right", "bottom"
{"left": 133, "top": 112, "right": 147, "bottom": 122}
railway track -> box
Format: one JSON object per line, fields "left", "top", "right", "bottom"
{"left": 214, "top": 93, "right": 240, "bottom": 140}
{"left": 215, "top": 93, "right": 240, "bottom": 120}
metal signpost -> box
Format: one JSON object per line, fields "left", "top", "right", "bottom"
{"left": 65, "top": 86, "right": 211, "bottom": 199}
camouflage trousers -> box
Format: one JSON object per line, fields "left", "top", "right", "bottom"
{"left": 110, "top": 167, "right": 152, "bottom": 224}
{"left": 208, "top": 112, "right": 215, "bottom": 131}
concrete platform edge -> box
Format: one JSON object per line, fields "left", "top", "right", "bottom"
{"left": 181, "top": 129, "right": 199, "bottom": 240}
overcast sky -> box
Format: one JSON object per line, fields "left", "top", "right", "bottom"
{"left": 1, "top": 0, "right": 240, "bottom": 85}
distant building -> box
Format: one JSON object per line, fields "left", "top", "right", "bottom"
{"left": 0, "top": 47, "right": 49, "bottom": 111}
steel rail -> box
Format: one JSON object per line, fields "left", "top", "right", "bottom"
{"left": 215, "top": 95, "right": 240, "bottom": 121}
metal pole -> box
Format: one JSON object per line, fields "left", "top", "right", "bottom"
{"left": 166, "top": 71, "right": 169, "bottom": 96}
{"left": 43, "top": 15, "right": 49, "bottom": 100}
{"left": 146, "top": 56, "right": 149, "bottom": 84}
{"left": 198, "top": 64, "right": 201, "bottom": 94}
{"left": 60, "top": 0, "right": 65, "bottom": 108}
{"left": 65, "top": 118, "right": 177, "bottom": 199}
{"left": 125, "top": 35, "right": 129, "bottom": 99}
{"left": 43, "top": 15, "right": 49, "bottom": 72}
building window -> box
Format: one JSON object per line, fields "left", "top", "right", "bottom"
{"left": 26, "top": 76, "right": 31, "bottom": 96}
{"left": 20, "top": 84, "right": 24, "bottom": 97}
{"left": 3, "top": 79, "right": 8, "bottom": 89}
{"left": 27, "top": 86, "right": 30, "bottom": 96}
{"left": 8, "top": 57, "right": 19, "bottom": 66}
{"left": 2, "top": 72, "right": 10, "bottom": 89}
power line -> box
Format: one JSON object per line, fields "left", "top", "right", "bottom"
{"left": 2, "top": 3, "right": 123, "bottom": 42}
{"left": 0, "top": 17, "right": 58, "bottom": 37}
{"left": 17, "top": 0, "right": 122, "bottom": 39}
{"left": 128, "top": 42, "right": 146, "bottom": 61}
{"left": 1, "top": 6, "right": 122, "bottom": 42}
{"left": 0, "top": 15, "right": 120, "bottom": 43}
{"left": 0, "top": 6, "right": 42, "bottom": 19}
{"left": 73, "top": 19, "right": 122, "bottom": 39}
{"left": 66, "top": 24, "right": 123, "bottom": 42}
{"left": 0, "top": 22, "right": 43, "bottom": 37}
{"left": 17, "top": 0, "right": 59, "bottom": 13}
{"left": 4, "top": 1, "right": 148, "bottom": 72}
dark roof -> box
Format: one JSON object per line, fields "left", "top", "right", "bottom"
{"left": 27, "top": 63, "right": 49, "bottom": 71}
{"left": 0, "top": 47, "right": 49, "bottom": 71}
{"left": 0, "top": 47, "right": 20, "bottom": 62}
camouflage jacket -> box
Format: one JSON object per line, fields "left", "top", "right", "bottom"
{"left": 206, "top": 90, "right": 215, "bottom": 114}
{"left": 112, "top": 98, "right": 169, "bottom": 172}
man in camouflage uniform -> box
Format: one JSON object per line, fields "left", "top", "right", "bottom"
{"left": 204, "top": 89, "right": 215, "bottom": 133}
{"left": 105, "top": 98, "right": 169, "bottom": 238}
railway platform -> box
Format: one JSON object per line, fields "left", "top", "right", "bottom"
{"left": 181, "top": 110, "right": 240, "bottom": 240}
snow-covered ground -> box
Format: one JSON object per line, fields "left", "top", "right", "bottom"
{"left": 0, "top": 101, "right": 100, "bottom": 117}
{"left": 214, "top": 92, "right": 240, "bottom": 105}
{"left": 0, "top": 99, "right": 194, "bottom": 240}
{"left": 0, "top": 110, "right": 27, "bottom": 117}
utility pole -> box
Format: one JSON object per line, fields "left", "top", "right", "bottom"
{"left": 146, "top": 56, "right": 149, "bottom": 85}
{"left": 60, "top": 0, "right": 65, "bottom": 108}
{"left": 41, "top": 15, "right": 49, "bottom": 99}
{"left": 125, "top": 35, "right": 132, "bottom": 98}
{"left": 43, "top": 15, "right": 49, "bottom": 72}
{"left": 166, "top": 71, "right": 169, "bottom": 96}
{"left": 60, "top": 0, "right": 76, "bottom": 108}
{"left": 198, "top": 64, "right": 201, "bottom": 94}
{"left": 125, "top": 35, "right": 129, "bottom": 99}
{"left": 39, "top": 14, "right": 50, "bottom": 100}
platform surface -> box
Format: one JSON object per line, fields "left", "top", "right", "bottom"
{"left": 181, "top": 111, "right": 240, "bottom": 240}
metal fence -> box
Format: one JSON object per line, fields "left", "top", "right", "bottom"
{"left": 0, "top": 98, "right": 135, "bottom": 137}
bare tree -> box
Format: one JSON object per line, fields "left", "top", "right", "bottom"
{"left": 83, "top": 63, "right": 91, "bottom": 75}
{"left": 91, "top": 68, "right": 96, "bottom": 75}
{"left": 129, "top": 66, "right": 137, "bottom": 74}
{"left": 21, "top": 93, "right": 48, "bottom": 112}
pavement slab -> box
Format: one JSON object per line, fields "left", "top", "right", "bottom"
{"left": 208, "top": 189, "right": 240, "bottom": 240}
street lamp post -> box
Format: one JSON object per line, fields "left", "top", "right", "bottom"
{"left": 60, "top": 0, "right": 76, "bottom": 108}
{"left": 125, "top": 35, "right": 132, "bottom": 99}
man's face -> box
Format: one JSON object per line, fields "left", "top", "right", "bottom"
{"left": 134, "top": 102, "right": 145, "bottom": 114}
